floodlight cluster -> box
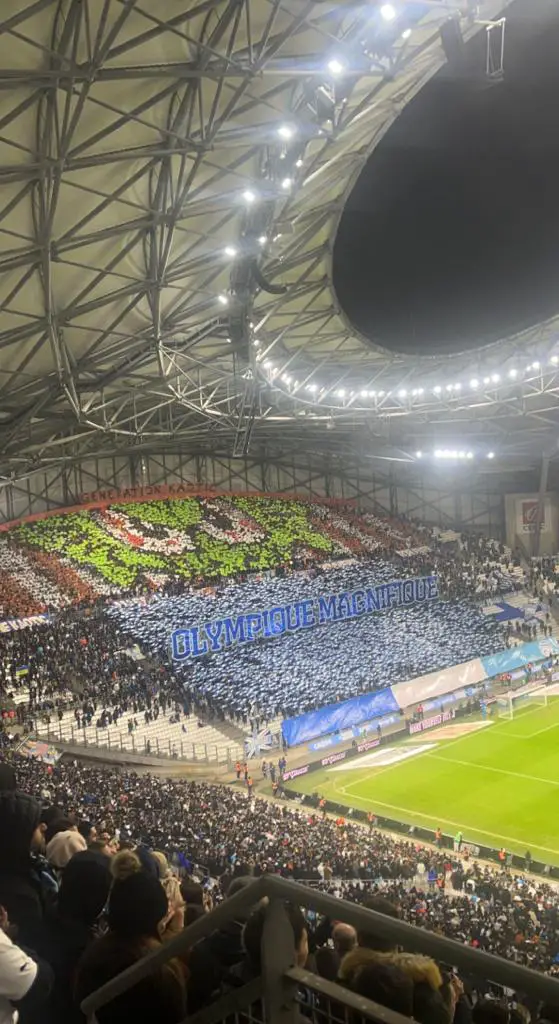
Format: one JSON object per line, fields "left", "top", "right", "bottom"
{"left": 256, "top": 351, "right": 559, "bottom": 408}
{"left": 415, "top": 450, "right": 496, "bottom": 462}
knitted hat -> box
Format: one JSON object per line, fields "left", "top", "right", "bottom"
{"left": 58, "top": 851, "right": 112, "bottom": 925}
{"left": 108, "top": 873, "right": 168, "bottom": 939}
{"left": 46, "top": 829, "right": 87, "bottom": 869}
{"left": 0, "top": 791, "right": 42, "bottom": 864}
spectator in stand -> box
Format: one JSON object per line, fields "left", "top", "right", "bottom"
{"left": 0, "top": 792, "right": 55, "bottom": 948}
{"left": 6, "top": 752, "right": 559, "bottom": 977}
{"left": 187, "top": 876, "right": 259, "bottom": 1013}
{"left": 0, "top": 906, "right": 53, "bottom": 1024}
{"left": 46, "top": 829, "right": 87, "bottom": 872}
{"left": 338, "top": 896, "right": 451, "bottom": 1024}
{"left": 225, "top": 901, "right": 309, "bottom": 989}
{"left": 34, "top": 850, "right": 112, "bottom": 1024}
{"left": 349, "top": 961, "right": 414, "bottom": 1018}
{"left": 75, "top": 869, "right": 186, "bottom": 1024}
{"left": 315, "top": 922, "right": 357, "bottom": 982}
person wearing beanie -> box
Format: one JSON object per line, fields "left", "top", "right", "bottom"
{"left": 0, "top": 792, "right": 50, "bottom": 947}
{"left": 75, "top": 871, "right": 186, "bottom": 1024}
{"left": 34, "top": 851, "right": 112, "bottom": 1024}
{"left": 46, "top": 830, "right": 87, "bottom": 871}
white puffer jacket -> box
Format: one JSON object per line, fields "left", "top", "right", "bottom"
{"left": 0, "top": 929, "right": 37, "bottom": 1024}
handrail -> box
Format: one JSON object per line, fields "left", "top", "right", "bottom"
{"left": 82, "top": 874, "right": 559, "bottom": 1017}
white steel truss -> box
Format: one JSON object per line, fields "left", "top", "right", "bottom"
{"left": 3, "top": 0, "right": 555, "bottom": 489}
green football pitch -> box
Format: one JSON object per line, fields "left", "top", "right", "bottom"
{"left": 289, "top": 697, "right": 559, "bottom": 864}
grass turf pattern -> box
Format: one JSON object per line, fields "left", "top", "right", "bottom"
{"left": 291, "top": 698, "right": 559, "bottom": 863}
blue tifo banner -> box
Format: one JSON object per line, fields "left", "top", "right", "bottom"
{"left": 308, "top": 713, "right": 401, "bottom": 752}
{"left": 282, "top": 686, "right": 400, "bottom": 748}
{"left": 170, "top": 574, "right": 438, "bottom": 661}
{"left": 481, "top": 638, "right": 559, "bottom": 677}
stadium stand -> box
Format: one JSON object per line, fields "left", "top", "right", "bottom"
{"left": 1, "top": 747, "right": 559, "bottom": 1024}
{"left": 0, "top": 497, "right": 525, "bottom": 616}
{"left": 0, "top": 497, "right": 535, "bottom": 759}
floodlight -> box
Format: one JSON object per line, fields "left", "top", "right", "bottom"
{"left": 380, "top": 4, "right": 397, "bottom": 21}
{"left": 327, "top": 59, "right": 344, "bottom": 75}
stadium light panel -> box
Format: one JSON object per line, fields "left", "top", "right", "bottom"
{"left": 433, "top": 385, "right": 442, "bottom": 394}
{"left": 277, "top": 125, "right": 294, "bottom": 140}
{"left": 327, "top": 59, "right": 345, "bottom": 75}
{"left": 508, "top": 368, "right": 518, "bottom": 378}
{"left": 415, "top": 450, "right": 422, "bottom": 458}
{"left": 281, "top": 178, "right": 292, "bottom": 190}
{"left": 242, "top": 189, "right": 256, "bottom": 203}
{"left": 491, "top": 374, "right": 500, "bottom": 383}
{"left": 469, "top": 379, "right": 479, "bottom": 389}
{"left": 224, "top": 246, "right": 237, "bottom": 257}
{"left": 380, "top": 4, "right": 397, "bottom": 21}
{"left": 217, "top": 294, "right": 228, "bottom": 306}
{"left": 487, "top": 451, "right": 495, "bottom": 459}
{"left": 258, "top": 235, "right": 267, "bottom": 245}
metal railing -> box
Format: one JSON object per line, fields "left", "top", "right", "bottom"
{"left": 82, "top": 873, "right": 559, "bottom": 1024}
{"left": 36, "top": 718, "right": 243, "bottom": 764}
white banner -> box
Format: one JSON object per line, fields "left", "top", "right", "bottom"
{"left": 391, "top": 658, "right": 485, "bottom": 710}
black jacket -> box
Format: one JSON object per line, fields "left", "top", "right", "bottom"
{"left": 187, "top": 920, "right": 245, "bottom": 1013}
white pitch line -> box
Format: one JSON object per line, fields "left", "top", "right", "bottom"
{"left": 339, "top": 790, "right": 559, "bottom": 858}
{"left": 425, "top": 753, "right": 559, "bottom": 788}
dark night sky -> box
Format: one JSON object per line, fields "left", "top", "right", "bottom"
{"left": 333, "top": 0, "right": 559, "bottom": 356}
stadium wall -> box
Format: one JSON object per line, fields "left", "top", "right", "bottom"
{"left": 0, "top": 451, "right": 508, "bottom": 535}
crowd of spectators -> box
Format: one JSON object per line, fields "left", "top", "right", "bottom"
{"left": 108, "top": 557, "right": 506, "bottom": 721}
{"left": 0, "top": 554, "right": 507, "bottom": 730}
{"left": 0, "top": 751, "right": 558, "bottom": 1024}
{"left": 0, "top": 496, "right": 525, "bottom": 619}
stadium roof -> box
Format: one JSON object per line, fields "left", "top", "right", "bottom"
{"left": 3, "top": 0, "right": 555, "bottom": 486}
